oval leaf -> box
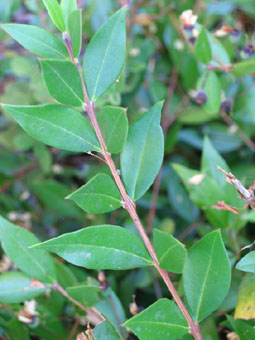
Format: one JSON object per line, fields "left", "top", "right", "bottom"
{"left": 69, "top": 10, "right": 82, "bottom": 58}
{"left": 236, "top": 251, "right": 255, "bottom": 273}
{"left": 31, "top": 225, "right": 153, "bottom": 270}
{"left": 93, "top": 321, "right": 121, "bottom": 340}
{"left": 67, "top": 173, "right": 122, "bottom": 214}
{"left": 194, "top": 28, "right": 212, "bottom": 64}
{"left": 234, "top": 273, "right": 255, "bottom": 319}
{"left": 2, "top": 104, "right": 101, "bottom": 152}
{"left": 0, "top": 216, "right": 56, "bottom": 283}
{"left": 124, "top": 299, "right": 189, "bottom": 340}
{"left": 183, "top": 230, "right": 231, "bottom": 322}
{"left": 42, "top": 0, "right": 65, "bottom": 32}
{"left": 40, "top": 59, "right": 84, "bottom": 106}
{"left": 1, "top": 24, "right": 68, "bottom": 59}
{"left": 153, "top": 229, "right": 187, "bottom": 274}
{"left": 0, "top": 271, "right": 47, "bottom": 304}
{"left": 83, "top": 8, "right": 127, "bottom": 101}
{"left": 121, "top": 102, "right": 164, "bottom": 200}
{"left": 231, "top": 59, "right": 255, "bottom": 77}
{"left": 97, "top": 106, "right": 128, "bottom": 154}
{"left": 61, "top": 0, "right": 77, "bottom": 28}
{"left": 66, "top": 284, "right": 101, "bottom": 307}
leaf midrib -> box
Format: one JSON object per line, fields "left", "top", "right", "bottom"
{"left": 73, "top": 192, "right": 121, "bottom": 203}
{"left": 126, "top": 320, "right": 188, "bottom": 329}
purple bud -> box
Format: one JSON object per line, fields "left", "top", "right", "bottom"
{"left": 242, "top": 44, "right": 254, "bottom": 57}
{"left": 188, "top": 37, "right": 196, "bottom": 45}
{"left": 195, "top": 90, "right": 207, "bottom": 104}
{"left": 229, "top": 29, "right": 241, "bottom": 43}
{"left": 182, "top": 25, "right": 194, "bottom": 39}
{"left": 221, "top": 99, "right": 232, "bottom": 113}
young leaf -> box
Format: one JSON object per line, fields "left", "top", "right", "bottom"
{"left": 33, "top": 180, "right": 83, "bottom": 219}
{"left": 61, "top": 0, "right": 77, "bottom": 28}
{"left": 68, "top": 10, "right": 82, "bottom": 58}
{"left": 231, "top": 59, "right": 255, "bottom": 77}
{"left": 31, "top": 225, "right": 153, "bottom": 270}
{"left": 183, "top": 230, "right": 231, "bottom": 322}
{"left": 197, "top": 71, "right": 221, "bottom": 113}
{"left": 234, "top": 273, "right": 255, "bottom": 319}
{"left": 2, "top": 104, "right": 101, "bottom": 152}
{"left": 42, "top": 0, "right": 65, "bottom": 32}
{"left": 153, "top": 229, "right": 187, "bottom": 274}
{"left": 97, "top": 106, "right": 128, "bottom": 154}
{"left": 0, "top": 216, "right": 56, "bottom": 283}
{"left": 66, "top": 173, "right": 122, "bottom": 214}
{"left": 194, "top": 28, "right": 212, "bottom": 64}
{"left": 236, "top": 252, "right": 255, "bottom": 273}
{"left": 40, "top": 59, "right": 84, "bottom": 106}
{"left": 0, "top": 271, "right": 47, "bottom": 304}
{"left": 83, "top": 8, "right": 127, "bottom": 101}
{"left": 123, "top": 299, "right": 189, "bottom": 339}
{"left": 121, "top": 102, "right": 164, "bottom": 200}
{"left": 93, "top": 321, "right": 121, "bottom": 340}
{"left": 1, "top": 24, "right": 68, "bottom": 59}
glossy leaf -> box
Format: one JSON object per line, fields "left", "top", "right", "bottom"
{"left": 153, "top": 229, "right": 187, "bottom": 274}
{"left": 197, "top": 71, "right": 221, "bottom": 113}
{"left": 231, "top": 59, "right": 255, "bottom": 77}
{"left": 183, "top": 230, "right": 231, "bottom": 322}
{"left": 42, "top": 0, "right": 65, "bottom": 32}
{"left": 83, "top": 8, "right": 127, "bottom": 100}
{"left": 68, "top": 10, "right": 82, "bottom": 58}
{"left": 40, "top": 59, "right": 84, "bottom": 106}
{"left": 194, "top": 28, "right": 212, "bottom": 64}
{"left": 66, "top": 284, "right": 101, "bottom": 307}
{"left": 1, "top": 24, "right": 68, "bottom": 59}
{"left": 234, "top": 273, "right": 255, "bottom": 319}
{"left": 0, "top": 271, "right": 46, "bottom": 303}
{"left": 67, "top": 173, "right": 122, "bottom": 214}
{"left": 93, "top": 321, "right": 121, "bottom": 340}
{"left": 121, "top": 102, "right": 164, "bottom": 200}
{"left": 124, "top": 299, "right": 189, "bottom": 340}
{"left": 0, "top": 216, "right": 56, "bottom": 283}
{"left": 2, "top": 104, "right": 101, "bottom": 152}
{"left": 31, "top": 225, "right": 153, "bottom": 270}
{"left": 236, "top": 252, "right": 255, "bottom": 273}
{"left": 61, "top": 0, "right": 77, "bottom": 28}
{"left": 33, "top": 180, "right": 83, "bottom": 219}
{"left": 97, "top": 106, "right": 128, "bottom": 154}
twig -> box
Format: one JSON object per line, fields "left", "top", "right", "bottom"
{"left": 64, "top": 33, "right": 202, "bottom": 340}
{"left": 68, "top": 317, "right": 80, "bottom": 340}
{"left": 220, "top": 109, "right": 255, "bottom": 152}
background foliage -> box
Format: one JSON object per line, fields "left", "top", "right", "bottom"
{"left": 0, "top": 0, "right": 255, "bottom": 339}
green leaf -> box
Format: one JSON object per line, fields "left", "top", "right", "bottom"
{"left": 33, "top": 180, "right": 83, "bottom": 219}
{"left": 1, "top": 24, "right": 68, "bottom": 59}
{"left": 68, "top": 10, "right": 82, "bottom": 58}
{"left": 227, "top": 315, "right": 255, "bottom": 340}
{"left": 94, "top": 321, "right": 121, "bottom": 340}
{"left": 66, "top": 284, "right": 101, "bottom": 307}
{"left": 172, "top": 163, "right": 229, "bottom": 228}
{"left": 153, "top": 229, "right": 187, "bottom": 274}
{"left": 34, "top": 143, "right": 52, "bottom": 174}
{"left": 83, "top": 8, "right": 127, "bottom": 100}
{"left": 42, "top": 0, "right": 65, "bottom": 32}
{"left": 234, "top": 273, "right": 255, "bottom": 319}
{"left": 121, "top": 102, "right": 164, "bottom": 200}
{"left": 67, "top": 173, "right": 122, "bottom": 214}
{"left": 197, "top": 71, "right": 221, "bottom": 113}
{"left": 2, "top": 104, "right": 101, "bottom": 152}
{"left": 98, "top": 106, "right": 128, "bottom": 154}
{"left": 123, "top": 299, "right": 189, "bottom": 340}
{"left": 0, "top": 271, "right": 47, "bottom": 303}
{"left": 236, "top": 252, "right": 255, "bottom": 273}
{"left": 183, "top": 230, "right": 231, "bottom": 322}
{"left": 40, "top": 59, "right": 84, "bottom": 106}
{"left": 231, "top": 59, "right": 255, "bottom": 77}
{"left": 31, "top": 225, "right": 153, "bottom": 270}
{"left": 0, "top": 216, "right": 56, "bottom": 283}
{"left": 61, "top": 0, "right": 77, "bottom": 28}
{"left": 194, "top": 28, "right": 212, "bottom": 64}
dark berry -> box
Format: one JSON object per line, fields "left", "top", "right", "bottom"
{"left": 221, "top": 99, "right": 232, "bottom": 113}
{"left": 195, "top": 90, "right": 207, "bottom": 104}
{"left": 243, "top": 44, "right": 254, "bottom": 57}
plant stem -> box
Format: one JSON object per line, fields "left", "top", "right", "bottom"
{"left": 64, "top": 35, "right": 202, "bottom": 340}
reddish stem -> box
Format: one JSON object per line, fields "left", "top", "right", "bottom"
{"left": 64, "top": 33, "right": 202, "bottom": 340}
